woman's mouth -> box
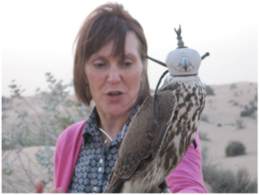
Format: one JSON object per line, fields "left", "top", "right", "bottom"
{"left": 106, "top": 91, "right": 123, "bottom": 96}
{"left": 105, "top": 91, "right": 124, "bottom": 103}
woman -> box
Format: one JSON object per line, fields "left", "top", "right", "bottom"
{"left": 36, "top": 2, "right": 207, "bottom": 193}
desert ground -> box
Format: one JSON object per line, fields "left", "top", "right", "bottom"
{"left": 2, "top": 82, "right": 257, "bottom": 192}
{"left": 199, "top": 82, "right": 257, "bottom": 180}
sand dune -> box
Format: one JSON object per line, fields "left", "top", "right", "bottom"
{"left": 199, "top": 82, "right": 257, "bottom": 179}
{"left": 2, "top": 82, "right": 257, "bottom": 192}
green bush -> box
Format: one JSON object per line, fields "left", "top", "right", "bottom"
{"left": 200, "top": 114, "right": 209, "bottom": 123}
{"left": 2, "top": 73, "right": 92, "bottom": 192}
{"left": 236, "top": 119, "right": 245, "bottom": 130}
{"left": 225, "top": 141, "right": 246, "bottom": 157}
{"left": 240, "top": 94, "right": 257, "bottom": 118}
{"left": 230, "top": 83, "right": 237, "bottom": 89}
{"left": 203, "top": 164, "right": 257, "bottom": 193}
{"left": 205, "top": 85, "right": 215, "bottom": 96}
{"left": 199, "top": 132, "right": 210, "bottom": 142}
{"left": 202, "top": 147, "right": 257, "bottom": 193}
{"left": 3, "top": 72, "right": 91, "bottom": 149}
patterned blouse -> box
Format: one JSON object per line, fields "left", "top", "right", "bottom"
{"left": 68, "top": 107, "right": 138, "bottom": 193}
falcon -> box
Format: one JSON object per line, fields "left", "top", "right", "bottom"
{"left": 104, "top": 25, "right": 209, "bottom": 193}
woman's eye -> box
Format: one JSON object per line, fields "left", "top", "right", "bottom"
{"left": 93, "top": 62, "right": 106, "bottom": 68}
{"left": 123, "top": 60, "right": 133, "bottom": 67}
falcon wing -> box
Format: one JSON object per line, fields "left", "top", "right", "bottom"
{"left": 105, "top": 90, "right": 176, "bottom": 192}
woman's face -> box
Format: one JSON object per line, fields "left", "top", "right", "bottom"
{"left": 85, "top": 32, "right": 144, "bottom": 118}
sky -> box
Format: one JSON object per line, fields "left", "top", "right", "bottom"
{"left": 1, "top": 0, "right": 258, "bottom": 96}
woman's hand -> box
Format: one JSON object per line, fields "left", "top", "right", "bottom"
{"left": 35, "top": 180, "right": 64, "bottom": 193}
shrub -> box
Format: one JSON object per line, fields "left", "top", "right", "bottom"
{"left": 203, "top": 163, "right": 257, "bottom": 193}
{"left": 240, "top": 106, "right": 257, "bottom": 118}
{"left": 2, "top": 72, "right": 92, "bottom": 192}
{"left": 240, "top": 94, "right": 257, "bottom": 118}
{"left": 205, "top": 85, "right": 215, "bottom": 96}
{"left": 199, "top": 132, "right": 210, "bottom": 142}
{"left": 217, "top": 123, "right": 222, "bottom": 127}
{"left": 3, "top": 73, "right": 91, "bottom": 149}
{"left": 228, "top": 99, "right": 239, "bottom": 107}
{"left": 236, "top": 119, "right": 245, "bottom": 130}
{"left": 202, "top": 148, "right": 257, "bottom": 193}
{"left": 200, "top": 114, "right": 209, "bottom": 123}
{"left": 230, "top": 83, "right": 237, "bottom": 89}
{"left": 225, "top": 141, "right": 246, "bottom": 157}
{"left": 35, "top": 146, "right": 54, "bottom": 183}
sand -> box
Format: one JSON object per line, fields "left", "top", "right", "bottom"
{"left": 199, "top": 82, "right": 257, "bottom": 180}
{"left": 2, "top": 82, "right": 257, "bottom": 192}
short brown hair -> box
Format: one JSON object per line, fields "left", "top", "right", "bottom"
{"left": 74, "top": 3, "right": 150, "bottom": 106}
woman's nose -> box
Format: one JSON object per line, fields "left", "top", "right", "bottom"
{"left": 107, "top": 66, "right": 121, "bottom": 83}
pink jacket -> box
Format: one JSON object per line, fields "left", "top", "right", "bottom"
{"left": 54, "top": 120, "right": 207, "bottom": 193}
